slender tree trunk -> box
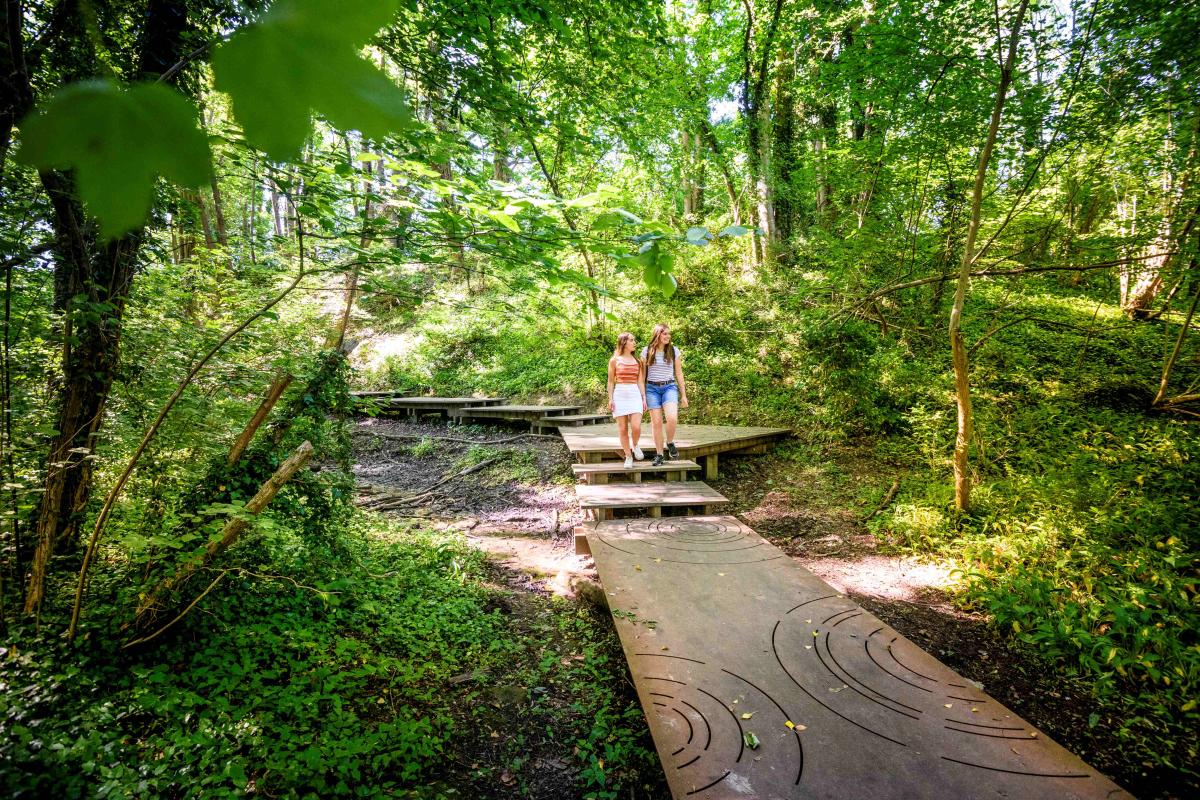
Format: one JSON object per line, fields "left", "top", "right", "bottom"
{"left": 949, "top": 0, "right": 1029, "bottom": 513}
{"left": 210, "top": 170, "right": 228, "bottom": 248}
{"left": 24, "top": 0, "right": 194, "bottom": 614}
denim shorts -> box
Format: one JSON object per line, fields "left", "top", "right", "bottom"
{"left": 645, "top": 381, "right": 679, "bottom": 410}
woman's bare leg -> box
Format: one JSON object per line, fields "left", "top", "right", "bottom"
{"left": 649, "top": 408, "right": 665, "bottom": 454}
{"left": 663, "top": 402, "right": 679, "bottom": 444}
{"left": 630, "top": 414, "right": 642, "bottom": 452}
{"left": 617, "top": 416, "right": 632, "bottom": 458}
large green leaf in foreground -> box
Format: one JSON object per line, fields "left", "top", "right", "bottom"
{"left": 16, "top": 81, "right": 212, "bottom": 239}
{"left": 213, "top": 0, "right": 412, "bottom": 160}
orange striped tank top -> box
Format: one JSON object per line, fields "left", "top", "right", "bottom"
{"left": 614, "top": 358, "right": 640, "bottom": 383}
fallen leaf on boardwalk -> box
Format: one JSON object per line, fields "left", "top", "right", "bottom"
{"left": 1010, "top": 747, "right": 1021, "bottom": 755}
{"left": 805, "top": 619, "right": 812, "bottom": 623}
{"left": 661, "top": 646, "right": 670, "bottom": 651}
{"left": 785, "top": 720, "right": 795, "bottom": 729}
{"left": 743, "top": 732, "right": 760, "bottom": 750}
{"left": 1029, "top": 732, "right": 1038, "bottom": 738}
{"left": 718, "top": 572, "right": 726, "bottom": 576}
{"left": 944, "top": 704, "right": 953, "bottom": 709}
{"left": 741, "top": 712, "right": 755, "bottom": 719}
{"left": 971, "top": 707, "right": 979, "bottom": 713}
{"left": 828, "top": 687, "right": 843, "bottom": 693}
{"left": 804, "top": 645, "right": 812, "bottom": 650}
{"left": 634, "top": 565, "right": 642, "bottom": 571}
{"left": 813, "top": 630, "right": 820, "bottom": 636}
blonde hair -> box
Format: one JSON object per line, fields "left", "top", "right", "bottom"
{"left": 646, "top": 323, "right": 674, "bottom": 364}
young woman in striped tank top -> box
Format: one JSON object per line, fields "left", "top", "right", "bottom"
{"left": 608, "top": 332, "right": 646, "bottom": 469}
{"left": 641, "top": 323, "right": 688, "bottom": 466}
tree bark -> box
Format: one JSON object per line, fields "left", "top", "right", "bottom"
{"left": 949, "top": 0, "right": 1029, "bottom": 513}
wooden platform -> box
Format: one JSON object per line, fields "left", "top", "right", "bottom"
{"left": 371, "top": 396, "right": 506, "bottom": 417}
{"left": 571, "top": 459, "right": 700, "bottom": 484}
{"left": 585, "top": 516, "right": 1130, "bottom": 799}
{"left": 576, "top": 481, "right": 727, "bottom": 521}
{"left": 532, "top": 412, "right": 610, "bottom": 432}
{"left": 453, "top": 404, "right": 583, "bottom": 425}
{"left": 560, "top": 424, "right": 790, "bottom": 478}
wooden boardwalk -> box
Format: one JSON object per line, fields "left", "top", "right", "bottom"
{"left": 560, "top": 424, "right": 790, "bottom": 478}
{"left": 576, "top": 481, "right": 727, "bottom": 521}
{"left": 584, "top": 516, "right": 1131, "bottom": 799}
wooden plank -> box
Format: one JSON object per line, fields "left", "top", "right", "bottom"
{"left": 560, "top": 424, "right": 790, "bottom": 459}
{"left": 571, "top": 460, "right": 701, "bottom": 478}
{"left": 459, "top": 404, "right": 583, "bottom": 414}
{"left": 575, "top": 481, "right": 727, "bottom": 511}
{"left": 585, "top": 516, "right": 1129, "bottom": 800}
{"left": 382, "top": 397, "right": 505, "bottom": 405}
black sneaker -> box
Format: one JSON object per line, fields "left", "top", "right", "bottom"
{"left": 651, "top": 453, "right": 665, "bottom": 467}
{"left": 666, "top": 441, "right": 679, "bottom": 460}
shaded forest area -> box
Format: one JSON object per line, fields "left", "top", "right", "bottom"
{"left": 1, "top": 0, "right": 1198, "bottom": 797}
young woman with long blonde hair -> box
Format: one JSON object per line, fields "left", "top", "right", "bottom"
{"left": 641, "top": 323, "right": 688, "bottom": 466}
{"left": 607, "top": 332, "right": 646, "bottom": 469}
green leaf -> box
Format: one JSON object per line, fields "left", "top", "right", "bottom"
{"left": 685, "top": 225, "right": 710, "bottom": 244}
{"left": 487, "top": 209, "right": 521, "bottom": 233}
{"left": 718, "top": 225, "right": 751, "bottom": 237}
{"left": 212, "top": 0, "right": 410, "bottom": 160}
{"left": 16, "top": 81, "right": 211, "bottom": 239}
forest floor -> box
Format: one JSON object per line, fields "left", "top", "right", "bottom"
{"left": 350, "top": 417, "right": 1155, "bottom": 799}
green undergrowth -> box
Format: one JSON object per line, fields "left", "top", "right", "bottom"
{"left": 357, "top": 270, "right": 1199, "bottom": 783}
{"left": 0, "top": 514, "right": 658, "bottom": 798}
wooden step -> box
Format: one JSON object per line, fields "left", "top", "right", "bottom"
{"left": 571, "top": 459, "right": 701, "bottom": 484}
{"left": 452, "top": 404, "right": 583, "bottom": 424}
{"left": 533, "top": 413, "right": 609, "bottom": 431}
{"left": 575, "top": 480, "right": 727, "bottom": 521}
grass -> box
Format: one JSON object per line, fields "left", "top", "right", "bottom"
{"left": 0, "top": 514, "right": 660, "bottom": 798}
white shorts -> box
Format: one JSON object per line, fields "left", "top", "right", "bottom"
{"left": 612, "top": 383, "right": 644, "bottom": 418}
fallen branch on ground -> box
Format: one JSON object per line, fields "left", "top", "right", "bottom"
{"left": 134, "top": 441, "right": 314, "bottom": 624}
{"left": 862, "top": 478, "right": 901, "bottom": 522}
{"left": 358, "top": 456, "right": 505, "bottom": 511}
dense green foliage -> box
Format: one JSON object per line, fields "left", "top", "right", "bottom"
{"left": 2, "top": 0, "right": 1198, "bottom": 795}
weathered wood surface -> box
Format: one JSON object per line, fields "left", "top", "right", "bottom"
{"left": 572, "top": 459, "right": 700, "bottom": 483}
{"left": 561, "top": 424, "right": 791, "bottom": 469}
{"left": 586, "top": 516, "right": 1131, "bottom": 800}
{"left": 380, "top": 396, "right": 505, "bottom": 407}
{"left": 576, "top": 481, "right": 726, "bottom": 511}
{"left": 454, "top": 404, "right": 584, "bottom": 424}
{"left": 537, "top": 413, "right": 610, "bottom": 427}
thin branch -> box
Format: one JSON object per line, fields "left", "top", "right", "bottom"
{"left": 121, "top": 571, "right": 227, "bottom": 649}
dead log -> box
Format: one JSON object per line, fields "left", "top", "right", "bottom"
{"left": 228, "top": 372, "right": 294, "bottom": 467}
{"left": 135, "top": 440, "right": 313, "bottom": 623}
{"left": 862, "top": 478, "right": 900, "bottom": 522}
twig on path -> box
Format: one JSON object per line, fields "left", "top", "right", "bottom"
{"left": 360, "top": 456, "right": 505, "bottom": 511}
{"left": 861, "top": 478, "right": 901, "bottom": 522}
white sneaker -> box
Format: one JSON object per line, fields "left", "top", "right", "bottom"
{"left": 623, "top": 456, "right": 633, "bottom": 469}
{"left": 632, "top": 446, "right": 645, "bottom": 460}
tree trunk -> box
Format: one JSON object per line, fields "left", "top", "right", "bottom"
{"left": 949, "top": 0, "right": 1029, "bottom": 513}
{"left": 23, "top": 0, "right": 195, "bottom": 614}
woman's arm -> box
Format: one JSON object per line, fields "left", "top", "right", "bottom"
{"left": 607, "top": 358, "right": 617, "bottom": 412}
{"left": 639, "top": 357, "right": 647, "bottom": 406}
{"left": 674, "top": 349, "right": 688, "bottom": 409}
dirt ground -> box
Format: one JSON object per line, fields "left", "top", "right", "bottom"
{"left": 351, "top": 417, "right": 1175, "bottom": 799}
